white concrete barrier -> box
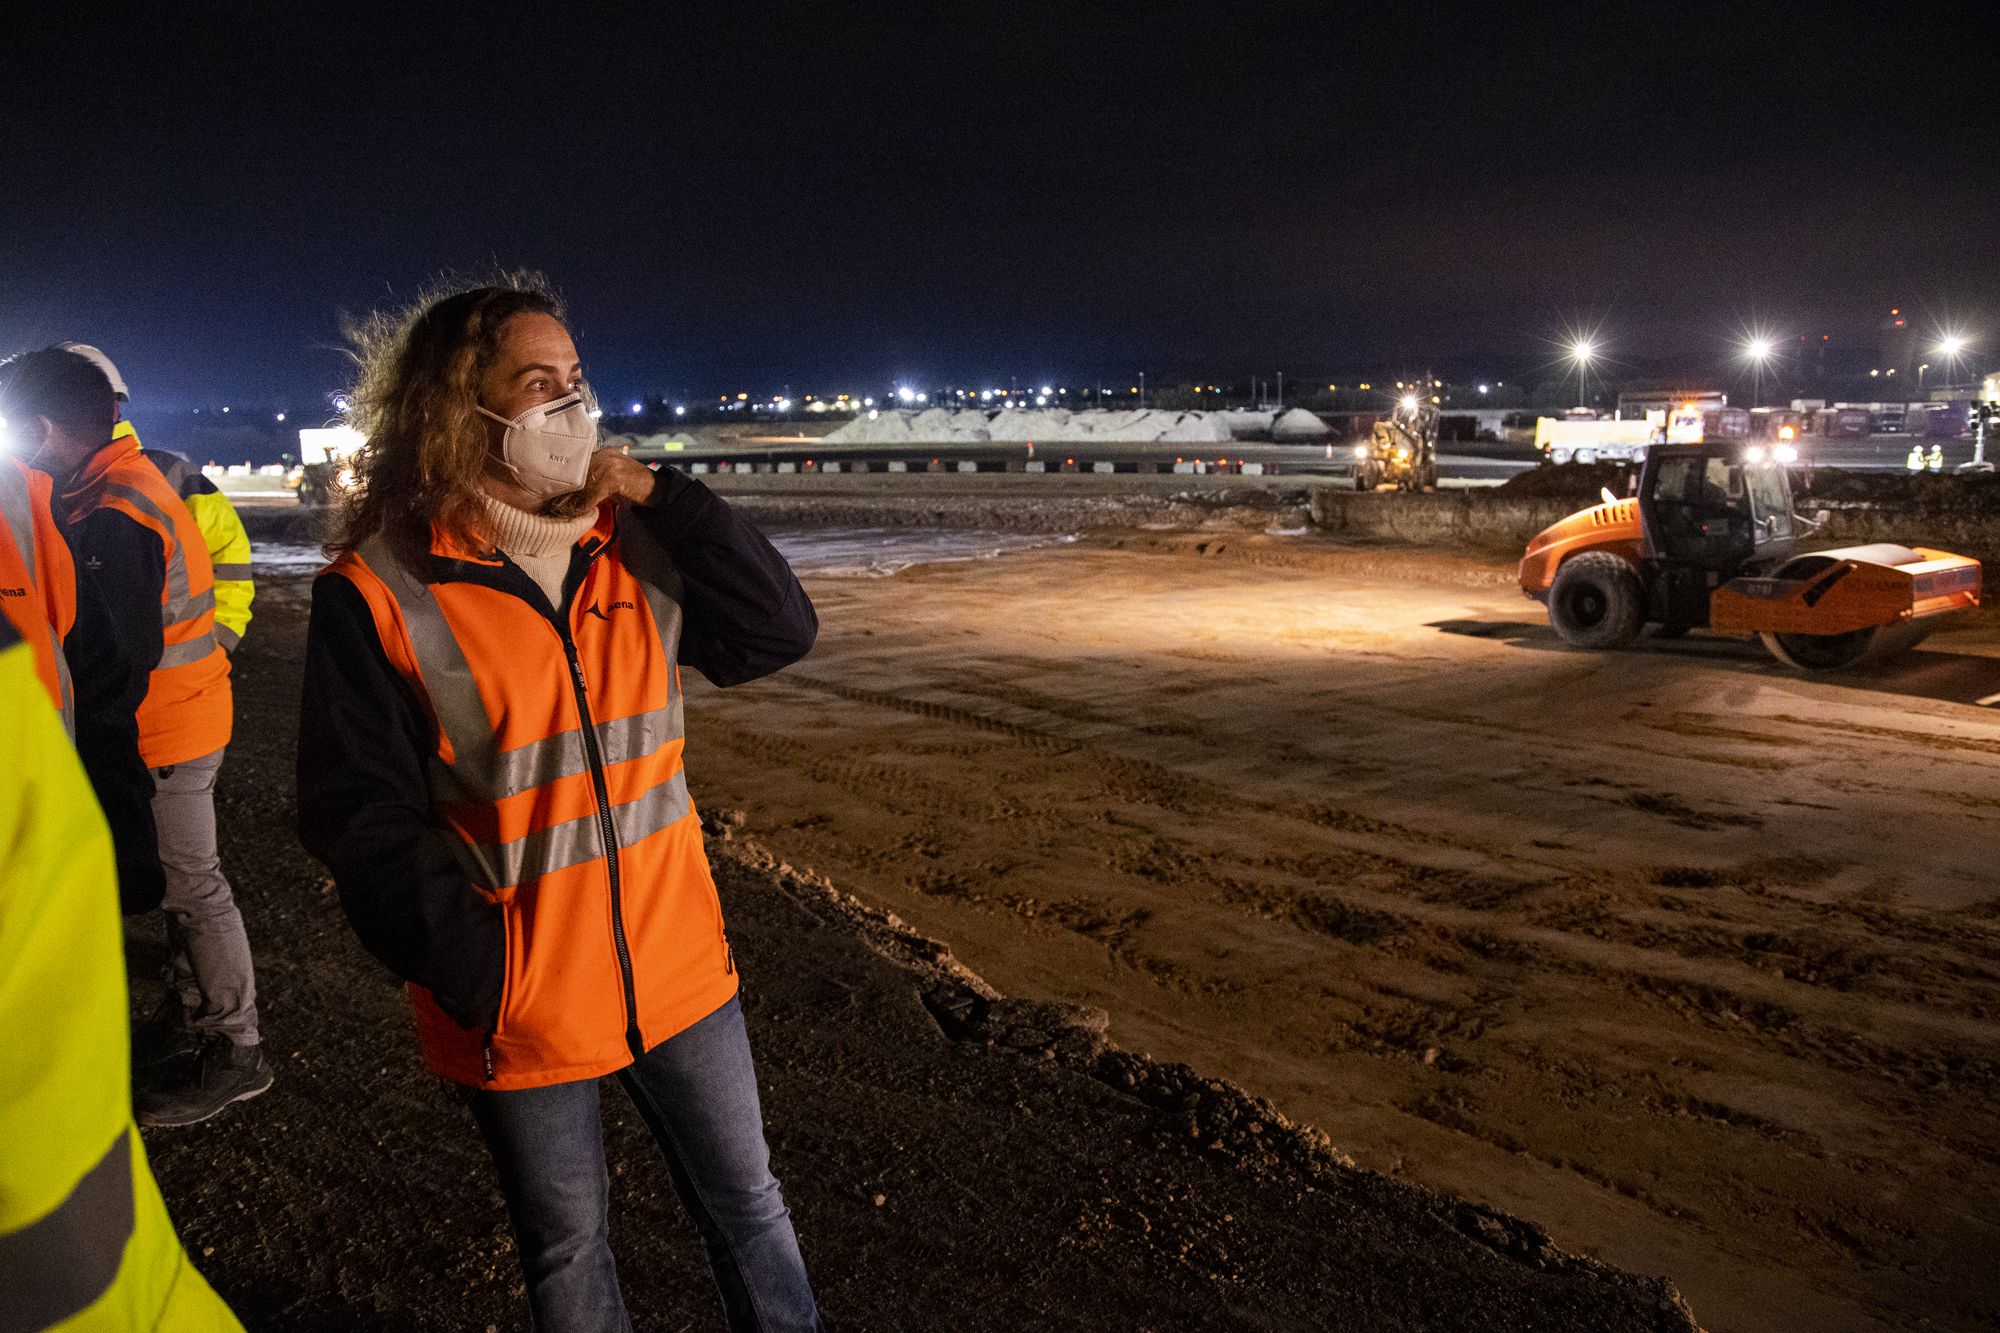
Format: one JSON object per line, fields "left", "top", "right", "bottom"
{"left": 1025, "top": 461, "right": 1046, "bottom": 473}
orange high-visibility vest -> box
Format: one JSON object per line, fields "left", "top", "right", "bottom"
{"left": 326, "top": 508, "right": 735, "bottom": 1090}
{"left": 61, "top": 443, "right": 232, "bottom": 767}
{"left": 0, "top": 457, "right": 77, "bottom": 732}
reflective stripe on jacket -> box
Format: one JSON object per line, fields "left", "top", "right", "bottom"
{"left": 0, "top": 458, "right": 76, "bottom": 732}
{"left": 0, "top": 619, "right": 242, "bottom": 1330}
{"left": 121, "top": 423, "right": 254, "bottom": 651}
{"left": 326, "top": 507, "right": 738, "bottom": 1089}
{"left": 61, "top": 441, "right": 232, "bottom": 768}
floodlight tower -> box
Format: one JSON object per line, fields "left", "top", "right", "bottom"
{"left": 1570, "top": 340, "right": 1595, "bottom": 411}
{"left": 1935, "top": 335, "right": 1968, "bottom": 389}
{"left": 1745, "top": 337, "right": 1774, "bottom": 408}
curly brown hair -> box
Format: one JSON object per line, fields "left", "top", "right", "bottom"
{"left": 328, "top": 273, "right": 566, "bottom": 565}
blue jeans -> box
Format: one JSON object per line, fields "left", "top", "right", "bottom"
{"left": 467, "top": 996, "right": 820, "bottom": 1332}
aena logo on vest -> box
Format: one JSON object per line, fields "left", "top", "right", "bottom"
{"left": 581, "top": 599, "right": 637, "bottom": 621}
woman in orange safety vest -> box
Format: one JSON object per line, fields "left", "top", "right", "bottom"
{"left": 296, "top": 280, "right": 820, "bottom": 1332}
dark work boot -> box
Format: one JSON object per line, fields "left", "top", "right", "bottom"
{"left": 132, "top": 994, "right": 201, "bottom": 1070}
{"left": 136, "top": 1035, "right": 273, "bottom": 1128}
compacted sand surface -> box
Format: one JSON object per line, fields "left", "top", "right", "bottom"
{"left": 676, "top": 529, "right": 2000, "bottom": 1333}
{"left": 134, "top": 547, "right": 1700, "bottom": 1331}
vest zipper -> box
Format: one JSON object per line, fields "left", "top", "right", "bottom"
{"left": 563, "top": 632, "right": 645, "bottom": 1061}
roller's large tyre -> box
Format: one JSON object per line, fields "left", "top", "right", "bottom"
{"left": 1548, "top": 552, "right": 1644, "bottom": 650}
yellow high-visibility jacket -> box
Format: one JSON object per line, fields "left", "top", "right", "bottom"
{"left": 0, "top": 617, "right": 243, "bottom": 1330}
{"left": 117, "top": 422, "right": 255, "bottom": 652}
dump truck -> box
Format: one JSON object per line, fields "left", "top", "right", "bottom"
{"left": 1353, "top": 394, "right": 1438, "bottom": 490}
{"left": 1518, "top": 440, "right": 1981, "bottom": 669}
{"left": 1534, "top": 404, "right": 1753, "bottom": 464}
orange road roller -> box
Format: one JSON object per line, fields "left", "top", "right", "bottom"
{"left": 1518, "top": 442, "right": 1982, "bottom": 669}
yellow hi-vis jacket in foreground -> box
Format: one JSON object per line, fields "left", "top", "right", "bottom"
{"left": 0, "top": 618, "right": 243, "bottom": 1330}
{"left": 117, "top": 422, "right": 254, "bottom": 652}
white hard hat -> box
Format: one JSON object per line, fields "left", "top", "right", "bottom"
{"left": 56, "top": 342, "right": 129, "bottom": 400}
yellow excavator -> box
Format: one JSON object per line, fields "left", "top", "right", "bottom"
{"left": 1352, "top": 393, "right": 1439, "bottom": 491}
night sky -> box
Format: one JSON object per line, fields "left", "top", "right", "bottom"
{"left": 4, "top": 2, "right": 1995, "bottom": 437}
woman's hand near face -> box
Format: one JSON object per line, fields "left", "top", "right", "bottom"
{"left": 575, "top": 447, "right": 659, "bottom": 510}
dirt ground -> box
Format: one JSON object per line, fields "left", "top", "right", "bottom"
{"left": 135, "top": 557, "right": 1699, "bottom": 1332}
{"left": 674, "top": 530, "right": 2000, "bottom": 1333}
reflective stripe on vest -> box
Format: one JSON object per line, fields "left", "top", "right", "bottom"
{"left": 95, "top": 480, "right": 219, "bottom": 664}
{"left": 0, "top": 464, "right": 75, "bottom": 734}
{"left": 357, "top": 533, "right": 689, "bottom": 892}
{"left": 0, "top": 1128, "right": 134, "bottom": 1332}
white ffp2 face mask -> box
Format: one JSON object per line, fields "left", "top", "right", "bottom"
{"left": 477, "top": 391, "right": 598, "bottom": 498}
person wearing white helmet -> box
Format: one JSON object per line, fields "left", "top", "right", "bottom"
{"left": 44, "top": 342, "right": 269, "bottom": 1125}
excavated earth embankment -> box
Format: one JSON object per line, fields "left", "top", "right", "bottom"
{"left": 244, "top": 464, "right": 2000, "bottom": 567}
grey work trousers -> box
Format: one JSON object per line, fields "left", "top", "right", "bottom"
{"left": 151, "top": 747, "right": 259, "bottom": 1045}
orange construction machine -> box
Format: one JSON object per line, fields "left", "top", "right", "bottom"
{"left": 1519, "top": 441, "right": 1981, "bottom": 669}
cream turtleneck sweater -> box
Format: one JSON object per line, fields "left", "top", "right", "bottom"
{"left": 479, "top": 494, "right": 598, "bottom": 608}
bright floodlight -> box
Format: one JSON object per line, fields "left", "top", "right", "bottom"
{"left": 1938, "top": 335, "right": 1967, "bottom": 357}
{"left": 1746, "top": 337, "right": 1773, "bottom": 361}
{"left": 674, "top": 405, "right": 686, "bottom": 416}
{"left": 1399, "top": 393, "right": 1418, "bottom": 410}
{"left": 629, "top": 401, "right": 643, "bottom": 414}
{"left": 1570, "top": 340, "right": 1594, "bottom": 363}
{"left": 897, "top": 386, "right": 915, "bottom": 403}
